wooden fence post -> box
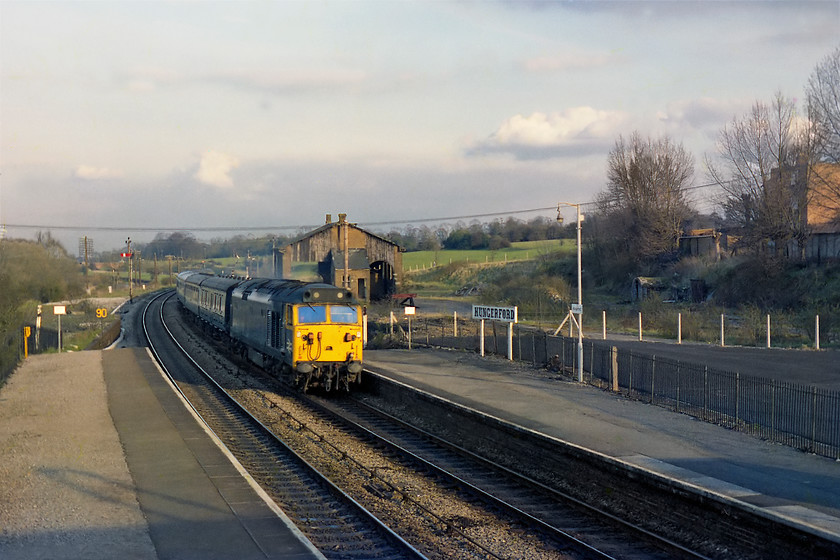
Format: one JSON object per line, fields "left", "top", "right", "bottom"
{"left": 677, "top": 312, "right": 682, "bottom": 344}
{"left": 766, "top": 314, "right": 771, "bottom": 348}
{"left": 638, "top": 312, "right": 643, "bottom": 341}
{"left": 602, "top": 310, "right": 606, "bottom": 340}
{"left": 816, "top": 315, "right": 820, "bottom": 350}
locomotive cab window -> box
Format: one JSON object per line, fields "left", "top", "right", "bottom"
{"left": 297, "top": 305, "right": 327, "bottom": 324}
{"left": 329, "top": 305, "right": 358, "bottom": 324}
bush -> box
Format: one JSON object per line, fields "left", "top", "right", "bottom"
{"left": 0, "top": 237, "right": 86, "bottom": 384}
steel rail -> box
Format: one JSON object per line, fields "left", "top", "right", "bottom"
{"left": 345, "top": 392, "right": 712, "bottom": 560}
{"left": 141, "top": 291, "right": 428, "bottom": 560}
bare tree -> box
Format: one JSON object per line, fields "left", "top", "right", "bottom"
{"left": 707, "top": 92, "right": 813, "bottom": 256}
{"left": 807, "top": 45, "right": 840, "bottom": 164}
{"left": 597, "top": 132, "right": 695, "bottom": 263}
{"left": 806, "top": 46, "right": 840, "bottom": 228}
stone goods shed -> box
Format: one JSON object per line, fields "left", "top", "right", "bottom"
{"left": 274, "top": 214, "right": 402, "bottom": 301}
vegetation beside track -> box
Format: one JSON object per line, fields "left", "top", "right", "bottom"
{"left": 0, "top": 236, "right": 128, "bottom": 385}
{"left": 400, "top": 242, "right": 840, "bottom": 349}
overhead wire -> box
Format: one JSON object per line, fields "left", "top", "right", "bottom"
{"left": 2, "top": 181, "right": 722, "bottom": 234}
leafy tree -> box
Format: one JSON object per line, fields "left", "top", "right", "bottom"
{"left": 442, "top": 228, "right": 475, "bottom": 250}
{"left": 142, "top": 232, "right": 206, "bottom": 260}
{"left": 389, "top": 216, "right": 564, "bottom": 252}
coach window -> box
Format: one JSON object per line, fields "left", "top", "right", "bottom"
{"left": 298, "top": 305, "right": 327, "bottom": 324}
{"left": 329, "top": 305, "right": 358, "bottom": 324}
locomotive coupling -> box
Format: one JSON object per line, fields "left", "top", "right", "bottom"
{"left": 346, "top": 360, "right": 362, "bottom": 374}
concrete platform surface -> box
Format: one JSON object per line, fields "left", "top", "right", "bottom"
{"left": 364, "top": 348, "right": 840, "bottom": 543}
{"left": 1, "top": 349, "right": 323, "bottom": 560}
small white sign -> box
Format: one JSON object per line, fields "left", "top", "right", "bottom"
{"left": 571, "top": 303, "right": 583, "bottom": 314}
{"left": 53, "top": 305, "right": 67, "bottom": 315}
{"left": 404, "top": 306, "right": 416, "bottom": 315}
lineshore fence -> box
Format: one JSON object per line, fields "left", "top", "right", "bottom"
{"left": 369, "top": 317, "right": 840, "bottom": 460}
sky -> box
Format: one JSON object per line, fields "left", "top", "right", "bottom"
{"left": 1, "top": 0, "right": 838, "bottom": 254}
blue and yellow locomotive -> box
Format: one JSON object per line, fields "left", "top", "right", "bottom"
{"left": 176, "top": 271, "right": 364, "bottom": 392}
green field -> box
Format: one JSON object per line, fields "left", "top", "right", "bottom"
{"left": 401, "top": 239, "right": 574, "bottom": 272}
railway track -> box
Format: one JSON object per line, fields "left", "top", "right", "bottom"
{"left": 145, "top": 290, "right": 719, "bottom": 559}
{"left": 142, "top": 292, "right": 425, "bottom": 560}
{"left": 309, "top": 393, "right": 707, "bottom": 560}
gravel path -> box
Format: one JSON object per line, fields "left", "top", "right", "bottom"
{"left": 0, "top": 351, "right": 156, "bottom": 559}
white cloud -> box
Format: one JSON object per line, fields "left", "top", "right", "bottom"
{"left": 467, "top": 107, "right": 627, "bottom": 159}
{"left": 74, "top": 165, "right": 124, "bottom": 179}
{"left": 194, "top": 150, "right": 240, "bottom": 188}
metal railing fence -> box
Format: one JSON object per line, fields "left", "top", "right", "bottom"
{"left": 369, "top": 317, "right": 840, "bottom": 459}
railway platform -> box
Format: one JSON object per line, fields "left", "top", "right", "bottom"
{"left": 364, "top": 347, "right": 840, "bottom": 544}
{"left": 0, "top": 348, "right": 323, "bottom": 560}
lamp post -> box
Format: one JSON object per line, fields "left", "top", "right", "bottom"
{"left": 557, "top": 202, "right": 584, "bottom": 382}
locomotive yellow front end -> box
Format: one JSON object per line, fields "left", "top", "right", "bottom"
{"left": 292, "top": 302, "right": 363, "bottom": 391}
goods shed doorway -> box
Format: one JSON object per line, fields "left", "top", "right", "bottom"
{"left": 370, "top": 260, "right": 396, "bottom": 300}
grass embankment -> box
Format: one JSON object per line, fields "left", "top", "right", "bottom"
{"left": 402, "top": 240, "right": 575, "bottom": 271}
{"left": 401, "top": 240, "right": 575, "bottom": 298}
{"left": 400, "top": 243, "right": 840, "bottom": 349}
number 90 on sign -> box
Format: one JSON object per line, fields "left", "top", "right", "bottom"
{"left": 95, "top": 308, "right": 108, "bottom": 318}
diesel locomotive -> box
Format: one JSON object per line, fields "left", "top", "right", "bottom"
{"left": 176, "top": 271, "right": 364, "bottom": 392}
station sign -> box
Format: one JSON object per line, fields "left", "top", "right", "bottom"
{"left": 472, "top": 305, "right": 517, "bottom": 323}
